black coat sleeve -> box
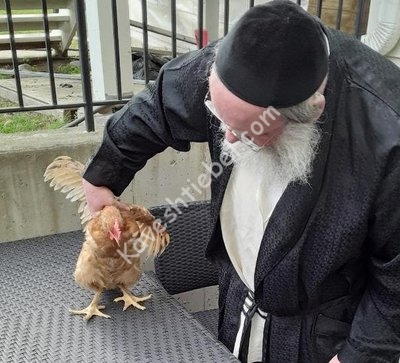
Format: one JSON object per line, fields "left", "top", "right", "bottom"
{"left": 339, "top": 146, "right": 400, "bottom": 362}
{"left": 83, "top": 47, "right": 213, "bottom": 196}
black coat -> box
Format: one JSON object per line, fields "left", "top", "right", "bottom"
{"left": 84, "top": 28, "right": 400, "bottom": 362}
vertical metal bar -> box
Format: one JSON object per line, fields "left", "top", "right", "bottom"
{"left": 171, "top": 0, "right": 177, "bottom": 58}
{"left": 336, "top": 0, "right": 343, "bottom": 30}
{"left": 205, "top": 0, "right": 219, "bottom": 43}
{"left": 141, "top": 0, "right": 149, "bottom": 83}
{"left": 74, "top": 0, "right": 94, "bottom": 131}
{"left": 4, "top": 0, "right": 24, "bottom": 107}
{"left": 355, "top": 0, "right": 366, "bottom": 39}
{"left": 41, "top": 0, "right": 57, "bottom": 105}
{"left": 249, "top": 0, "right": 255, "bottom": 9}
{"left": 111, "top": 0, "right": 122, "bottom": 100}
{"left": 316, "top": 0, "right": 323, "bottom": 18}
{"left": 224, "top": 0, "right": 229, "bottom": 36}
{"left": 198, "top": 0, "right": 204, "bottom": 49}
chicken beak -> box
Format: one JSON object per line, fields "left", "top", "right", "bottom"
{"left": 111, "top": 234, "right": 122, "bottom": 247}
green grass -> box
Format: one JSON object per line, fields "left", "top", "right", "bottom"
{"left": 56, "top": 63, "right": 80, "bottom": 74}
{"left": 0, "top": 73, "right": 12, "bottom": 80}
{"left": 0, "top": 98, "right": 65, "bottom": 133}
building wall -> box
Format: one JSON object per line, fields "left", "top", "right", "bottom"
{"left": 308, "top": 0, "right": 370, "bottom": 35}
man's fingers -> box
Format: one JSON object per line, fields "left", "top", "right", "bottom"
{"left": 82, "top": 178, "right": 130, "bottom": 214}
{"left": 114, "top": 199, "right": 131, "bottom": 211}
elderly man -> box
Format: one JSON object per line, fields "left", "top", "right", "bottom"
{"left": 82, "top": 1, "right": 400, "bottom": 362}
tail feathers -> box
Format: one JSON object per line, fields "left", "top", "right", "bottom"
{"left": 137, "top": 221, "right": 170, "bottom": 258}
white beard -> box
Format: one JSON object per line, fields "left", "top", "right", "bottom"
{"left": 220, "top": 122, "right": 321, "bottom": 186}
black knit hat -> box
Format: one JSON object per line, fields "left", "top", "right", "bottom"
{"left": 214, "top": 0, "right": 329, "bottom": 108}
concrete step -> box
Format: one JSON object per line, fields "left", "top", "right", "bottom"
{"left": 1, "top": 0, "right": 75, "bottom": 54}
{"left": 3, "top": 0, "right": 72, "bottom": 10}
{"left": 0, "top": 32, "right": 62, "bottom": 51}
{"left": 0, "top": 13, "right": 70, "bottom": 32}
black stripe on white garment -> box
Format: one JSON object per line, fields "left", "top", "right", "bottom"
{"left": 239, "top": 319, "right": 252, "bottom": 362}
{"left": 233, "top": 290, "right": 268, "bottom": 361}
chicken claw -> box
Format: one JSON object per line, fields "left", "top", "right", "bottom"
{"left": 70, "top": 291, "right": 110, "bottom": 321}
{"left": 114, "top": 286, "right": 152, "bottom": 311}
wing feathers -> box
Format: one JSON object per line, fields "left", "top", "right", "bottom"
{"left": 44, "top": 156, "right": 88, "bottom": 227}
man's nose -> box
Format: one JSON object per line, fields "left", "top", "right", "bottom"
{"left": 225, "top": 129, "right": 240, "bottom": 143}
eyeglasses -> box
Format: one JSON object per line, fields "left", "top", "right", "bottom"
{"left": 204, "top": 91, "right": 263, "bottom": 152}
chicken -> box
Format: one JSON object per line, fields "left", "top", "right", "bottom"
{"left": 44, "top": 156, "right": 170, "bottom": 321}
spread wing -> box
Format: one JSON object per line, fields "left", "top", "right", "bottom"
{"left": 43, "top": 156, "right": 91, "bottom": 227}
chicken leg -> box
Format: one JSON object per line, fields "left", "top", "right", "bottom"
{"left": 114, "top": 286, "right": 152, "bottom": 311}
{"left": 69, "top": 291, "right": 110, "bottom": 321}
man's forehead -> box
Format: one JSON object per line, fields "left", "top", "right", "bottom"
{"left": 208, "top": 67, "right": 268, "bottom": 116}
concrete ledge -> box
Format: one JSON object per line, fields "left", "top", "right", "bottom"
{"left": 0, "top": 128, "right": 103, "bottom": 242}
{"left": 0, "top": 127, "right": 211, "bottom": 243}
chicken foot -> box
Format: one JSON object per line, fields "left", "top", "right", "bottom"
{"left": 114, "top": 286, "right": 152, "bottom": 311}
{"left": 69, "top": 291, "right": 110, "bottom": 321}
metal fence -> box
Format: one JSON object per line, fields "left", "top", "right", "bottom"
{"left": 0, "top": 0, "right": 369, "bottom": 132}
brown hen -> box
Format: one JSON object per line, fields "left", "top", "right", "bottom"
{"left": 44, "top": 156, "right": 170, "bottom": 321}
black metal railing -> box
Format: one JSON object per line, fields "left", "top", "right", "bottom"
{"left": 0, "top": 0, "right": 369, "bottom": 132}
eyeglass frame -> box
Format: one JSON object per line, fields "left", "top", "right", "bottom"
{"left": 204, "top": 91, "right": 264, "bottom": 152}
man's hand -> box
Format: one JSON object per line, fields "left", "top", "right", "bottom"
{"left": 329, "top": 355, "right": 341, "bottom": 363}
{"left": 82, "top": 179, "right": 130, "bottom": 215}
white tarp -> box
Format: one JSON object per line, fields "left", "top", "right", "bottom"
{"left": 129, "top": 0, "right": 309, "bottom": 53}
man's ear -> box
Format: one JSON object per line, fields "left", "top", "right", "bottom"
{"left": 310, "top": 92, "right": 326, "bottom": 121}
{"left": 312, "top": 74, "right": 328, "bottom": 120}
